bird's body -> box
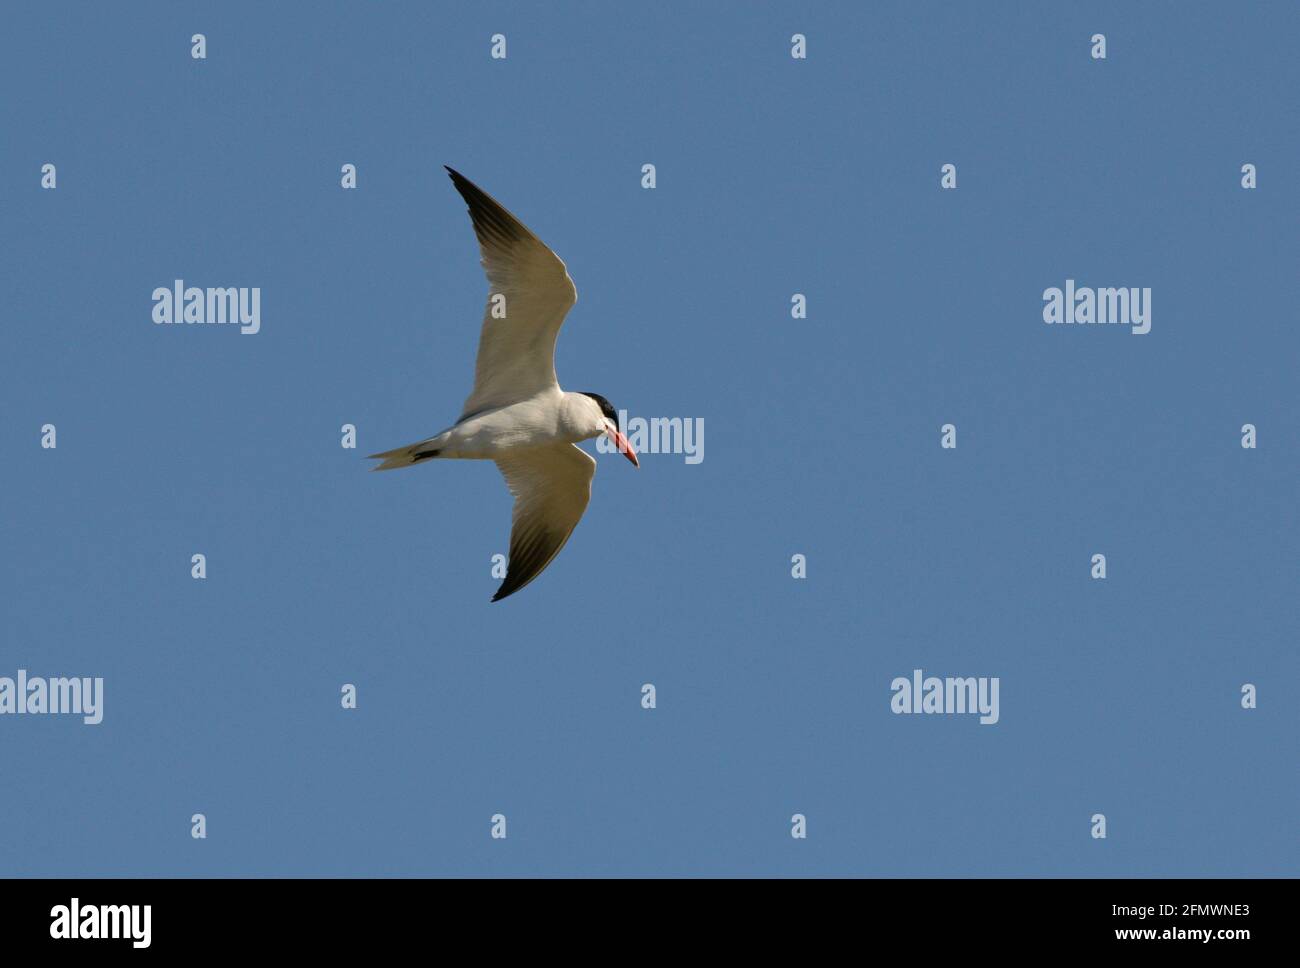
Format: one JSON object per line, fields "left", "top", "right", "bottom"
{"left": 374, "top": 388, "right": 595, "bottom": 464}
{"left": 370, "top": 168, "right": 638, "bottom": 601}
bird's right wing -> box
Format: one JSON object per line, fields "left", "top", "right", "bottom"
{"left": 445, "top": 167, "right": 578, "bottom": 420}
{"left": 491, "top": 443, "right": 596, "bottom": 602}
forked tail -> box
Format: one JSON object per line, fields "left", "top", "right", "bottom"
{"left": 367, "top": 437, "right": 445, "bottom": 471}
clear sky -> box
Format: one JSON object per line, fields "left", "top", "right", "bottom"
{"left": 1, "top": 1, "right": 1296, "bottom": 875}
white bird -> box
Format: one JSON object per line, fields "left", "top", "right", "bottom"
{"left": 370, "top": 167, "right": 639, "bottom": 602}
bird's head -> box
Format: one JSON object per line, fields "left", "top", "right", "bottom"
{"left": 577, "top": 391, "right": 639, "bottom": 467}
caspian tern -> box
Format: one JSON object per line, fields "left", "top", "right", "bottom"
{"left": 369, "top": 167, "right": 640, "bottom": 602}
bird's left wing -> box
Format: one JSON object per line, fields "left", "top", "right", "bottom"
{"left": 491, "top": 443, "right": 596, "bottom": 602}
{"left": 445, "top": 167, "right": 577, "bottom": 420}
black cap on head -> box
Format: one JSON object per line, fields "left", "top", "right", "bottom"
{"left": 578, "top": 392, "right": 619, "bottom": 427}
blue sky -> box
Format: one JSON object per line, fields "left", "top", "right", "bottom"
{"left": 1, "top": 1, "right": 1296, "bottom": 875}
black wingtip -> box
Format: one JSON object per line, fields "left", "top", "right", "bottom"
{"left": 491, "top": 582, "right": 522, "bottom": 603}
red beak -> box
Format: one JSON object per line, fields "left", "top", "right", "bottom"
{"left": 605, "top": 427, "right": 640, "bottom": 467}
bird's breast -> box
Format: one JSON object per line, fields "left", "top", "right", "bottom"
{"left": 444, "top": 396, "right": 572, "bottom": 458}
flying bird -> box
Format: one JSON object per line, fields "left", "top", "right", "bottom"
{"left": 370, "top": 167, "right": 639, "bottom": 602}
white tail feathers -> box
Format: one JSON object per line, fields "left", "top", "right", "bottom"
{"left": 368, "top": 439, "right": 443, "bottom": 471}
